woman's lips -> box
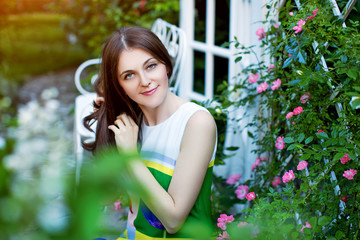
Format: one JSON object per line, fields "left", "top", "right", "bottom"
{"left": 141, "top": 86, "right": 158, "bottom": 96}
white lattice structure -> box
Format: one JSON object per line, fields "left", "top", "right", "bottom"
{"left": 282, "top": 0, "right": 358, "bottom": 224}
{"left": 179, "top": 0, "right": 267, "bottom": 181}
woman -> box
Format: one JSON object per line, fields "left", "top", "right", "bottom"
{"left": 84, "top": 26, "right": 217, "bottom": 239}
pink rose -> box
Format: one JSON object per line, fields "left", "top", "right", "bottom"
{"left": 248, "top": 73, "right": 259, "bottom": 84}
{"left": 256, "top": 28, "right": 266, "bottom": 40}
{"left": 286, "top": 112, "right": 294, "bottom": 119}
{"left": 289, "top": 12, "right": 294, "bottom": 16}
{"left": 272, "top": 176, "right": 282, "bottom": 187}
{"left": 293, "top": 26, "right": 302, "bottom": 33}
{"left": 293, "top": 106, "right": 303, "bottom": 115}
{"left": 293, "top": 19, "right": 306, "bottom": 34}
{"left": 260, "top": 157, "right": 267, "bottom": 161}
{"left": 235, "top": 185, "right": 249, "bottom": 199}
{"left": 340, "top": 153, "right": 350, "bottom": 164}
{"left": 312, "top": 9, "right": 318, "bottom": 16}
{"left": 300, "top": 221, "right": 312, "bottom": 233}
{"left": 282, "top": 170, "right": 295, "bottom": 183}
{"left": 114, "top": 200, "right": 121, "bottom": 211}
{"left": 297, "top": 161, "right": 308, "bottom": 170}
{"left": 251, "top": 163, "right": 257, "bottom": 171}
{"left": 275, "top": 136, "right": 285, "bottom": 150}
{"left": 217, "top": 231, "right": 230, "bottom": 240}
{"left": 271, "top": 78, "right": 281, "bottom": 90}
{"left": 217, "top": 222, "right": 227, "bottom": 230}
{"left": 267, "top": 64, "right": 275, "bottom": 72}
{"left": 274, "top": 23, "right": 280, "bottom": 28}
{"left": 246, "top": 192, "right": 256, "bottom": 201}
{"left": 255, "top": 158, "right": 261, "bottom": 166}
{"left": 297, "top": 19, "right": 306, "bottom": 27}
{"left": 226, "top": 174, "right": 242, "bottom": 184}
{"left": 257, "top": 82, "right": 269, "bottom": 93}
{"left": 317, "top": 130, "right": 325, "bottom": 133}
{"left": 343, "top": 169, "right": 357, "bottom": 180}
{"left": 217, "top": 214, "right": 234, "bottom": 231}
{"left": 300, "top": 93, "right": 310, "bottom": 103}
{"left": 219, "top": 214, "right": 234, "bottom": 223}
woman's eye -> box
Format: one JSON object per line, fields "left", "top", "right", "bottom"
{"left": 124, "top": 73, "right": 134, "bottom": 80}
{"left": 147, "top": 63, "right": 157, "bottom": 70}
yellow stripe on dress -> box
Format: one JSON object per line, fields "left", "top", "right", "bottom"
{"left": 208, "top": 159, "right": 215, "bottom": 168}
{"left": 116, "top": 230, "right": 196, "bottom": 240}
{"left": 144, "top": 160, "right": 174, "bottom": 176}
{"left": 144, "top": 159, "right": 214, "bottom": 176}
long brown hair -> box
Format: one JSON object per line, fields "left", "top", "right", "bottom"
{"left": 83, "top": 26, "right": 173, "bottom": 153}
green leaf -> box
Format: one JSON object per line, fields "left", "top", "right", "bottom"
{"left": 318, "top": 216, "right": 331, "bottom": 226}
{"left": 291, "top": 232, "right": 299, "bottom": 239}
{"left": 305, "top": 136, "right": 313, "bottom": 144}
{"left": 284, "top": 137, "right": 295, "bottom": 143}
{"left": 345, "top": 92, "right": 360, "bottom": 97}
{"left": 297, "top": 133, "right": 305, "bottom": 143}
{"left": 235, "top": 56, "right": 242, "bottom": 63}
{"left": 350, "top": 98, "right": 360, "bottom": 109}
{"left": 300, "top": 153, "right": 311, "bottom": 160}
{"left": 347, "top": 67, "right": 358, "bottom": 79}
{"left": 316, "top": 132, "right": 329, "bottom": 139}
{"left": 283, "top": 57, "right": 293, "bottom": 68}
{"left": 299, "top": 78, "right": 310, "bottom": 87}
{"left": 353, "top": 86, "right": 360, "bottom": 91}
{"left": 334, "top": 152, "right": 345, "bottom": 160}
{"left": 335, "top": 230, "right": 346, "bottom": 239}
{"left": 226, "top": 146, "right": 239, "bottom": 151}
{"left": 314, "top": 153, "right": 322, "bottom": 160}
{"left": 309, "top": 216, "right": 317, "bottom": 228}
{"left": 221, "top": 42, "right": 230, "bottom": 47}
{"left": 348, "top": 152, "right": 356, "bottom": 160}
{"left": 247, "top": 131, "right": 254, "bottom": 138}
{"left": 297, "top": 51, "right": 306, "bottom": 64}
{"left": 287, "top": 79, "right": 300, "bottom": 86}
{"left": 287, "top": 143, "right": 298, "bottom": 150}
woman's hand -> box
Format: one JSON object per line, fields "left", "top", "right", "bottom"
{"left": 108, "top": 113, "right": 139, "bottom": 151}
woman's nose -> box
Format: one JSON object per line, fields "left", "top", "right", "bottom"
{"left": 139, "top": 72, "right": 151, "bottom": 87}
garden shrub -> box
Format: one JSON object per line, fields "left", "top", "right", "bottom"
{"left": 210, "top": 0, "right": 360, "bottom": 239}
{"left": 61, "top": 0, "right": 179, "bottom": 56}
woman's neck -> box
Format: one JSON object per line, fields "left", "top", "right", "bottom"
{"left": 141, "top": 91, "right": 186, "bottom": 126}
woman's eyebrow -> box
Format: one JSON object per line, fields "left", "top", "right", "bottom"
{"left": 143, "top": 57, "right": 154, "bottom": 66}
{"left": 119, "top": 57, "right": 154, "bottom": 78}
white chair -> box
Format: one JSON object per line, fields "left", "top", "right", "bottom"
{"left": 74, "top": 19, "right": 187, "bottom": 182}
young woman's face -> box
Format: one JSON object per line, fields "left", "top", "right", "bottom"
{"left": 117, "top": 48, "right": 169, "bottom": 110}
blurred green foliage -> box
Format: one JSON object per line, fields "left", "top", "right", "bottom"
{"left": 0, "top": 13, "right": 89, "bottom": 86}
{"left": 61, "top": 0, "right": 180, "bottom": 56}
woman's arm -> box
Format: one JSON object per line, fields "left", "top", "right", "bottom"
{"left": 109, "top": 111, "right": 216, "bottom": 234}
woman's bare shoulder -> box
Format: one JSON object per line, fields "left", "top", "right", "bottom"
{"left": 185, "top": 109, "right": 216, "bottom": 136}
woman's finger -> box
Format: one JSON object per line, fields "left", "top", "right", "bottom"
{"left": 114, "top": 119, "right": 125, "bottom": 128}
{"left": 116, "top": 113, "right": 133, "bottom": 127}
{"left": 108, "top": 125, "right": 120, "bottom": 134}
{"left": 128, "top": 116, "right": 137, "bottom": 126}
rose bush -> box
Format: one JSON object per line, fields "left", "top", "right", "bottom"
{"left": 210, "top": 0, "right": 360, "bottom": 239}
